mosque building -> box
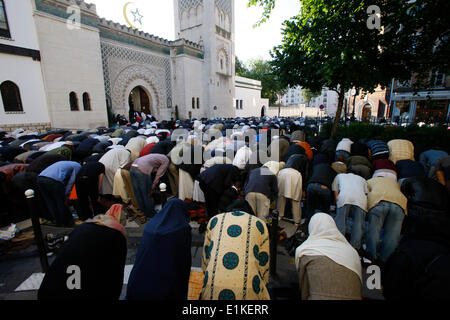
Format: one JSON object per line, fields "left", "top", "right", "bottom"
{"left": 0, "top": 0, "right": 269, "bottom": 132}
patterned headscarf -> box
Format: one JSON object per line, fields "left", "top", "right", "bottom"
{"left": 85, "top": 204, "right": 127, "bottom": 237}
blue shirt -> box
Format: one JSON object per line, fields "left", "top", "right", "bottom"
{"left": 39, "top": 161, "right": 81, "bottom": 196}
{"left": 366, "top": 140, "right": 389, "bottom": 157}
{"left": 419, "top": 150, "right": 449, "bottom": 169}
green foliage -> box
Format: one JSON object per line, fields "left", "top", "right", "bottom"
{"left": 248, "top": 0, "right": 276, "bottom": 26}
{"left": 301, "top": 88, "right": 322, "bottom": 107}
{"left": 239, "top": 58, "right": 288, "bottom": 104}
{"left": 320, "top": 122, "right": 450, "bottom": 156}
{"left": 381, "top": 0, "right": 450, "bottom": 89}
{"left": 235, "top": 57, "right": 249, "bottom": 76}
{"left": 248, "top": 0, "right": 450, "bottom": 136}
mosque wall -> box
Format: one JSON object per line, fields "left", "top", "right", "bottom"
{"left": 33, "top": 0, "right": 108, "bottom": 129}
{"left": 234, "top": 76, "right": 269, "bottom": 118}
{"left": 1, "top": 0, "right": 269, "bottom": 131}
{"left": 0, "top": 0, "right": 50, "bottom": 129}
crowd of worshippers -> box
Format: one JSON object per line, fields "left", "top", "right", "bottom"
{"left": 1, "top": 117, "right": 450, "bottom": 300}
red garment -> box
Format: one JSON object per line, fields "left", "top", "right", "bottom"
{"left": 296, "top": 141, "right": 313, "bottom": 160}
{"left": 372, "top": 159, "right": 396, "bottom": 172}
{"left": 139, "top": 143, "right": 156, "bottom": 157}
{"left": 42, "top": 134, "right": 63, "bottom": 142}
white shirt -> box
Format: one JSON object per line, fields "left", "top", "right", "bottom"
{"left": 332, "top": 173, "right": 368, "bottom": 211}
{"left": 39, "top": 141, "right": 66, "bottom": 152}
{"left": 336, "top": 138, "right": 354, "bottom": 153}
{"left": 233, "top": 146, "right": 252, "bottom": 170}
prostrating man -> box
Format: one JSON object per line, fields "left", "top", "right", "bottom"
{"left": 198, "top": 164, "right": 241, "bottom": 218}
{"left": 382, "top": 203, "right": 450, "bottom": 300}
{"left": 387, "top": 139, "right": 414, "bottom": 165}
{"left": 37, "top": 161, "right": 81, "bottom": 227}
{"left": 332, "top": 172, "right": 368, "bottom": 252}
{"left": 130, "top": 153, "right": 169, "bottom": 218}
{"left": 400, "top": 176, "right": 449, "bottom": 235}
{"left": 365, "top": 177, "right": 408, "bottom": 263}
{"left": 419, "top": 149, "right": 448, "bottom": 178}
{"left": 244, "top": 163, "right": 280, "bottom": 220}
{"left": 75, "top": 162, "right": 106, "bottom": 221}
{"left": 305, "top": 162, "right": 337, "bottom": 222}
{"left": 335, "top": 138, "right": 353, "bottom": 162}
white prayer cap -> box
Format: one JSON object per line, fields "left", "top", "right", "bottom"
{"left": 146, "top": 136, "right": 160, "bottom": 145}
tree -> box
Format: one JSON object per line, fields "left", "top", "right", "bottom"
{"left": 235, "top": 57, "right": 249, "bottom": 76}
{"left": 248, "top": 0, "right": 450, "bottom": 136}
{"left": 301, "top": 88, "right": 322, "bottom": 107}
{"left": 245, "top": 58, "right": 287, "bottom": 105}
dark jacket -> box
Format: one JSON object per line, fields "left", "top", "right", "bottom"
{"left": 150, "top": 139, "right": 176, "bottom": 156}
{"left": 218, "top": 186, "right": 240, "bottom": 213}
{"left": 26, "top": 153, "right": 67, "bottom": 174}
{"left": 74, "top": 138, "right": 99, "bottom": 157}
{"left": 401, "top": 176, "right": 449, "bottom": 213}
{"left": 350, "top": 142, "right": 369, "bottom": 158}
{"left": 308, "top": 163, "right": 337, "bottom": 189}
{"left": 244, "top": 166, "right": 278, "bottom": 201}
{"left": 282, "top": 144, "right": 306, "bottom": 163}
{"left": 320, "top": 139, "right": 338, "bottom": 162}
{"left": 92, "top": 141, "right": 112, "bottom": 154}
{"left": 383, "top": 236, "right": 450, "bottom": 300}
{"left": 396, "top": 160, "right": 426, "bottom": 180}
{"left": 198, "top": 164, "right": 241, "bottom": 194}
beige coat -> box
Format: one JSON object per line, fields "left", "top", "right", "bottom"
{"left": 298, "top": 255, "right": 362, "bottom": 300}
{"left": 277, "top": 168, "right": 302, "bottom": 201}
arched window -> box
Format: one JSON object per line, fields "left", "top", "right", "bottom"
{"left": 82, "top": 92, "right": 91, "bottom": 111}
{"left": 192, "top": 97, "right": 195, "bottom": 109}
{"left": 196, "top": 97, "right": 200, "bottom": 109}
{"left": 1, "top": 81, "right": 23, "bottom": 112}
{"left": 69, "top": 92, "right": 79, "bottom": 111}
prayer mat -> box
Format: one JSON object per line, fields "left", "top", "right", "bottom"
{"left": 188, "top": 267, "right": 204, "bottom": 300}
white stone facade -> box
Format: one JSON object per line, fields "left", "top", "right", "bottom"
{"left": 281, "top": 86, "right": 339, "bottom": 117}
{"left": 0, "top": 0, "right": 50, "bottom": 130}
{"left": 33, "top": 3, "right": 108, "bottom": 129}
{"left": 1, "top": 0, "right": 268, "bottom": 131}
{"left": 234, "top": 76, "right": 269, "bottom": 118}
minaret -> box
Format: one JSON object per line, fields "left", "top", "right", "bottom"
{"left": 174, "top": 0, "right": 236, "bottom": 118}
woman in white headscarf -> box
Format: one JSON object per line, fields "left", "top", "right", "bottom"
{"left": 295, "top": 212, "right": 362, "bottom": 300}
{"left": 99, "top": 149, "right": 131, "bottom": 195}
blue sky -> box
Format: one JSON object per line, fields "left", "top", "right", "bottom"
{"left": 87, "top": 0, "right": 300, "bottom": 63}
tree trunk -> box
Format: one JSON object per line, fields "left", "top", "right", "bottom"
{"left": 331, "top": 90, "right": 345, "bottom": 138}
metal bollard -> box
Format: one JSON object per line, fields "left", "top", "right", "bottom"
{"left": 270, "top": 209, "right": 279, "bottom": 277}
{"left": 159, "top": 183, "right": 167, "bottom": 208}
{"left": 25, "top": 189, "right": 49, "bottom": 273}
